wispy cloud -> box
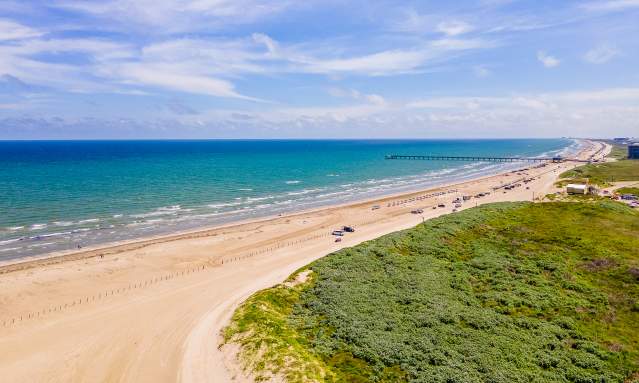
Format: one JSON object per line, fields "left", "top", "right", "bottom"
{"left": 581, "top": 0, "right": 639, "bottom": 12}
{"left": 436, "top": 21, "right": 473, "bottom": 36}
{"left": 473, "top": 65, "right": 491, "bottom": 78}
{"left": 584, "top": 45, "right": 619, "bottom": 64}
{"left": 51, "top": 0, "right": 295, "bottom": 32}
{"left": 537, "top": 51, "right": 560, "bottom": 68}
{"left": 0, "top": 19, "right": 42, "bottom": 40}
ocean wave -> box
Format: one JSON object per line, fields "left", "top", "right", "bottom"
{"left": 286, "top": 188, "right": 325, "bottom": 196}
{"left": 207, "top": 201, "right": 243, "bottom": 209}
{"left": 0, "top": 247, "right": 22, "bottom": 253}
{"left": 78, "top": 218, "right": 100, "bottom": 224}
{"left": 245, "top": 195, "right": 275, "bottom": 203}
{"left": 27, "top": 231, "right": 72, "bottom": 240}
{"left": 27, "top": 242, "right": 55, "bottom": 248}
{"left": 30, "top": 224, "right": 47, "bottom": 230}
{"left": 285, "top": 180, "right": 301, "bottom": 184}
{"left": 53, "top": 221, "right": 74, "bottom": 227}
{"left": 0, "top": 238, "right": 23, "bottom": 246}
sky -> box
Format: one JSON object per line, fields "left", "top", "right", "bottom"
{"left": 0, "top": 0, "right": 638, "bottom": 139}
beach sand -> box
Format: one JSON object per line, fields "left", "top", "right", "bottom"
{"left": 0, "top": 140, "right": 607, "bottom": 383}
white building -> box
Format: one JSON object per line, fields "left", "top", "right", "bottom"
{"left": 566, "top": 184, "right": 588, "bottom": 195}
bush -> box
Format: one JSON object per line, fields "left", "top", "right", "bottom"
{"left": 225, "top": 202, "right": 639, "bottom": 382}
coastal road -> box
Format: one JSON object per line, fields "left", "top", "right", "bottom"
{"left": 0, "top": 141, "right": 607, "bottom": 382}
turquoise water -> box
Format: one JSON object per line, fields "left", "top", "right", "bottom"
{"left": 0, "top": 139, "right": 578, "bottom": 260}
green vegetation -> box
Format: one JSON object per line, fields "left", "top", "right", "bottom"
{"left": 560, "top": 160, "right": 639, "bottom": 187}
{"left": 224, "top": 202, "right": 639, "bottom": 382}
{"left": 608, "top": 144, "right": 628, "bottom": 160}
{"left": 617, "top": 187, "right": 639, "bottom": 196}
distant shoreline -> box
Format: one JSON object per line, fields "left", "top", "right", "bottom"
{"left": 0, "top": 139, "right": 579, "bottom": 263}
{"left": 0, "top": 141, "right": 587, "bottom": 274}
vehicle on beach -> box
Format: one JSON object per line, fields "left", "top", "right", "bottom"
{"left": 371, "top": 205, "right": 380, "bottom": 210}
{"left": 411, "top": 209, "right": 423, "bottom": 214}
{"left": 342, "top": 226, "right": 355, "bottom": 232}
{"left": 463, "top": 196, "right": 471, "bottom": 201}
{"left": 438, "top": 203, "right": 446, "bottom": 208}
{"left": 332, "top": 230, "right": 344, "bottom": 236}
{"left": 454, "top": 203, "right": 462, "bottom": 208}
{"left": 335, "top": 237, "right": 342, "bottom": 242}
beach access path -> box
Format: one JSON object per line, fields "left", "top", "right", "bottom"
{"left": 0, "top": 140, "right": 607, "bottom": 383}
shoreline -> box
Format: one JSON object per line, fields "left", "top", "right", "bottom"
{"left": 0, "top": 139, "right": 581, "bottom": 264}
{"left": 0, "top": 162, "right": 554, "bottom": 274}
{"left": 0, "top": 140, "right": 607, "bottom": 383}
{"left": 0, "top": 143, "right": 581, "bottom": 273}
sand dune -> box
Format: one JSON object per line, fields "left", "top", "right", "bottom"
{"left": 0, "top": 140, "right": 607, "bottom": 382}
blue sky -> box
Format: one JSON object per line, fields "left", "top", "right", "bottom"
{"left": 0, "top": 0, "right": 638, "bottom": 139}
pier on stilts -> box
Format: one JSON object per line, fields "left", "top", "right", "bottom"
{"left": 384, "top": 155, "right": 589, "bottom": 163}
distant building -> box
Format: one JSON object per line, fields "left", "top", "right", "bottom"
{"left": 614, "top": 137, "right": 629, "bottom": 142}
{"left": 629, "top": 144, "right": 639, "bottom": 159}
{"left": 566, "top": 184, "right": 588, "bottom": 195}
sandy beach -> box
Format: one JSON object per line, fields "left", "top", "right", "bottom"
{"left": 0, "top": 140, "right": 607, "bottom": 383}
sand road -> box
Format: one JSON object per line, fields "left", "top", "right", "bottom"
{"left": 0, "top": 141, "right": 607, "bottom": 382}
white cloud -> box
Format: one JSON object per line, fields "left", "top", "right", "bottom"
{"left": 300, "top": 38, "right": 495, "bottom": 76}
{"left": 436, "top": 21, "right": 473, "bottom": 36}
{"left": 114, "top": 65, "right": 255, "bottom": 100}
{"left": 537, "top": 51, "right": 560, "bottom": 68}
{"left": 365, "top": 94, "right": 386, "bottom": 106}
{"left": 52, "top": 0, "right": 295, "bottom": 32}
{"left": 584, "top": 45, "right": 619, "bottom": 64}
{"left": 581, "top": 0, "right": 639, "bottom": 12}
{"left": 0, "top": 19, "right": 42, "bottom": 40}
{"left": 473, "top": 65, "right": 491, "bottom": 78}
{"left": 327, "top": 87, "right": 386, "bottom": 106}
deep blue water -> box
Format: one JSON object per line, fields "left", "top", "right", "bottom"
{"left": 0, "top": 139, "right": 578, "bottom": 259}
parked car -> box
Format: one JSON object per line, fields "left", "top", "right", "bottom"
{"left": 342, "top": 226, "right": 355, "bottom": 232}
{"left": 438, "top": 203, "right": 446, "bottom": 208}
{"left": 335, "top": 237, "right": 342, "bottom": 242}
{"left": 411, "top": 209, "right": 423, "bottom": 214}
{"left": 371, "top": 205, "right": 381, "bottom": 210}
{"left": 332, "top": 230, "right": 344, "bottom": 236}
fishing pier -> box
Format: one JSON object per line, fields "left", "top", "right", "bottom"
{"left": 384, "top": 155, "right": 588, "bottom": 163}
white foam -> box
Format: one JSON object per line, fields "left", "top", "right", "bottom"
{"left": 53, "top": 221, "right": 74, "bottom": 227}
{"left": 285, "top": 180, "right": 301, "bottom": 184}
{"left": 0, "top": 238, "right": 23, "bottom": 246}
{"left": 78, "top": 218, "right": 100, "bottom": 224}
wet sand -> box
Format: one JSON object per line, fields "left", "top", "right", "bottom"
{"left": 0, "top": 140, "right": 607, "bottom": 383}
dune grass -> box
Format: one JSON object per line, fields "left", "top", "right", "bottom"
{"left": 560, "top": 160, "right": 639, "bottom": 187}
{"left": 224, "top": 201, "right": 639, "bottom": 382}
{"left": 617, "top": 187, "right": 639, "bottom": 196}
{"left": 607, "top": 144, "right": 628, "bottom": 160}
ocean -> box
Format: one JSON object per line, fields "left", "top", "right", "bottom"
{"left": 0, "top": 139, "right": 579, "bottom": 260}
